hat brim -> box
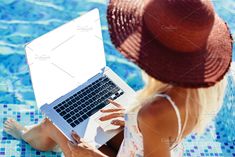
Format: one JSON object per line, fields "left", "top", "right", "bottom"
{"left": 107, "top": 0, "right": 233, "bottom": 88}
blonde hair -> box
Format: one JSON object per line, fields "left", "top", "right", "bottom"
{"left": 136, "top": 71, "right": 227, "bottom": 134}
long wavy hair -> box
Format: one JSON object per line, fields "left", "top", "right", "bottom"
{"left": 134, "top": 71, "right": 227, "bottom": 134}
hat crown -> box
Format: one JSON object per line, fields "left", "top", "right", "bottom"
{"left": 143, "top": 0, "right": 215, "bottom": 52}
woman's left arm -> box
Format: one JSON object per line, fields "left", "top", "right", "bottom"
{"left": 140, "top": 122, "right": 171, "bottom": 157}
{"left": 137, "top": 98, "right": 177, "bottom": 157}
{"left": 67, "top": 131, "right": 108, "bottom": 157}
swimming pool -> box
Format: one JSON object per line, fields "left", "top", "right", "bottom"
{"left": 0, "top": 0, "right": 234, "bottom": 157}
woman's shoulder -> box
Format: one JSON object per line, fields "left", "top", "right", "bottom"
{"left": 137, "top": 92, "right": 183, "bottom": 138}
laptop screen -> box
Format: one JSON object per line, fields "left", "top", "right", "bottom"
{"left": 25, "top": 9, "right": 106, "bottom": 107}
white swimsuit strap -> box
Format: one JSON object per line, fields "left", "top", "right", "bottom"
{"left": 154, "top": 94, "right": 182, "bottom": 150}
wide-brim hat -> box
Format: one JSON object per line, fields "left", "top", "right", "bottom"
{"left": 107, "top": 0, "right": 233, "bottom": 88}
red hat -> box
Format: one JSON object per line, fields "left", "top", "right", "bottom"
{"left": 107, "top": 0, "right": 233, "bottom": 88}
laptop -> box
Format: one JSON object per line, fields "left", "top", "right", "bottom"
{"left": 25, "top": 9, "right": 136, "bottom": 148}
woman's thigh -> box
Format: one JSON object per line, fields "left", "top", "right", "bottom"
{"left": 42, "top": 118, "right": 72, "bottom": 156}
{"left": 106, "top": 130, "right": 124, "bottom": 152}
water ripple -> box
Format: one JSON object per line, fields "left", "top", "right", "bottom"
{"left": 25, "top": 0, "right": 64, "bottom": 11}
{"left": 0, "top": 19, "right": 63, "bottom": 25}
{"left": 0, "top": 41, "right": 23, "bottom": 49}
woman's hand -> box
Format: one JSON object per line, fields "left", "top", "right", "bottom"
{"left": 99, "top": 99, "right": 125, "bottom": 127}
{"left": 67, "top": 131, "right": 107, "bottom": 157}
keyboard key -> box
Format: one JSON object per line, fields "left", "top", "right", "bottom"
{"left": 100, "top": 102, "right": 106, "bottom": 108}
{"left": 60, "top": 111, "right": 66, "bottom": 116}
{"left": 86, "top": 99, "right": 91, "bottom": 103}
{"left": 72, "top": 104, "right": 78, "bottom": 109}
{"left": 86, "top": 110, "right": 92, "bottom": 117}
{"left": 89, "top": 103, "right": 105, "bottom": 116}
{"left": 56, "top": 108, "right": 61, "bottom": 113}
{"left": 87, "top": 106, "right": 91, "bottom": 110}
{"left": 75, "top": 101, "right": 81, "bottom": 105}
{"left": 74, "top": 119, "right": 80, "bottom": 125}
{"left": 67, "top": 118, "right": 73, "bottom": 123}
{"left": 90, "top": 91, "right": 95, "bottom": 96}
{"left": 78, "top": 110, "right": 84, "bottom": 115}
{"left": 71, "top": 122, "right": 76, "bottom": 128}
{"left": 64, "top": 103, "right": 69, "bottom": 108}
{"left": 60, "top": 105, "right": 65, "bottom": 110}
{"left": 82, "top": 114, "right": 88, "bottom": 120}
{"left": 111, "top": 87, "right": 120, "bottom": 94}
{"left": 78, "top": 117, "right": 83, "bottom": 122}
{"left": 75, "top": 113, "right": 80, "bottom": 117}
{"left": 77, "top": 94, "right": 82, "bottom": 99}
{"left": 64, "top": 114, "right": 70, "bottom": 120}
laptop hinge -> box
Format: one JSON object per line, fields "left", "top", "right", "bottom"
{"left": 101, "top": 67, "right": 105, "bottom": 74}
{"left": 40, "top": 103, "right": 49, "bottom": 113}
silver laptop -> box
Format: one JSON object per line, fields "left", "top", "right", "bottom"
{"left": 25, "top": 9, "right": 136, "bottom": 148}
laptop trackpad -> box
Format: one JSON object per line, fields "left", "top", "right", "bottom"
{"left": 74, "top": 113, "right": 122, "bottom": 148}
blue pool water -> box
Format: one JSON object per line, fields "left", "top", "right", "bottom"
{"left": 0, "top": 0, "right": 234, "bottom": 157}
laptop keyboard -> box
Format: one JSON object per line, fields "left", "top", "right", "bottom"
{"left": 53, "top": 75, "right": 124, "bottom": 128}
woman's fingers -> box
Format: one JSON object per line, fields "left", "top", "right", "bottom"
{"left": 108, "top": 99, "right": 124, "bottom": 108}
{"left": 100, "top": 99, "right": 124, "bottom": 113}
{"left": 99, "top": 112, "right": 124, "bottom": 121}
{"left": 71, "top": 130, "right": 81, "bottom": 144}
{"left": 67, "top": 140, "right": 77, "bottom": 150}
{"left": 111, "top": 119, "right": 125, "bottom": 126}
{"left": 100, "top": 108, "right": 124, "bottom": 113}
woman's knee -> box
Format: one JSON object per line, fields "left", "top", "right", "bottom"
{"left": 22, "top": 118, "right": 57, "bottom": 151}
{"left": 41, "top": 118, "right": 55, "bottom": 131}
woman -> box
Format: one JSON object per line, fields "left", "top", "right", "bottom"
{"left": 4, "top": 0, "right": 233, "bottom": 156}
